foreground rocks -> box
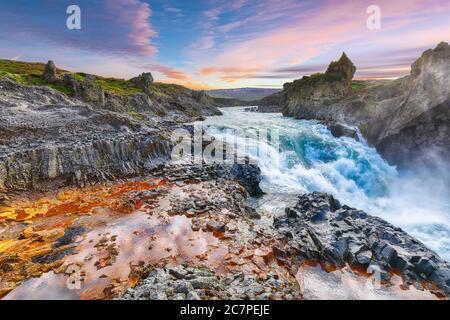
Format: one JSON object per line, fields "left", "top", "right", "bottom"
{"left": 274, "top": 192, "right": 450, "bottom": 297}
{"left": 123, "top": 265, "right": 300, "bottom": 300}
{"left": 1, "top": 161, "right": 448, "bottom": 299}
{"left": 1, "top": 164, "right": 287, "bottom": 299}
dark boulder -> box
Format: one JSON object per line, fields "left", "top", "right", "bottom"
{"left": 274, "top": 192, "right": 450, "bottom": 296}
{"left": 43, "top": 60, "right": 58, "bottom": 83}
{"left": 129, "top": 72, "right": 154, "bottom": 94}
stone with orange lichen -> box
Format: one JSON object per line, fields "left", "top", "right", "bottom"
{"left": 1, "top": 177, "right": 283, "bottom": 300}
{"left": 0, "top": 240, "right": 17, "bottom": 253}
{"left": 252, "top": 256, "right": 267, "bottom": 270}
{"left": 21, "top": 227, "right": 35, "bottom": 239}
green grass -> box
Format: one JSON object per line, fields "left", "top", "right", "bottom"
{"left": 127, "top": 111, "right": 146, "bottom": 121}
{"left": 0, "top": 59, "right": 194, "bottom": 99}
{"left": 150, "top": 82, "right": 188, "bottom": 98}
{"left": 95, "top": 77, "right": 142, "bottom": 96}
{"left": 351, "top": 80, "right": 367, "bottom": 92}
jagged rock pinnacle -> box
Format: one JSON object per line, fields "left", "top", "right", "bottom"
{"left": 326, "top": 52, "right": 356, "bottom": 82}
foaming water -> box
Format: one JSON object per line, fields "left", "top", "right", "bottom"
{"left": 203, "top": 107, "right": 450, "bottom": 261}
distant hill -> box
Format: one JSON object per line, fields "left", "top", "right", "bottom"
{"left": 207, "top": 88, "right": 281, "bottom": 101}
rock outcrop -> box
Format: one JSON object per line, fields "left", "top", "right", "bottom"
{"left": 282, "top": 53, "right": 356, "bottom": 119}
{"left": 42, "top": 60, "right": 58, "bottom": 83}
{"left": 129, "top": 72, "right": 154, "bottom": 94}
{"left": 261, "top": 42, "right": 450, "bottom": 170}
{"left": 0, "top": 78, "right": 170, "bottom": 192}
{"left": 78, "top": 74, "right": 106, "bottom": 107}
{"left": 274, "top": 192, "right": 450, "bottom": 297}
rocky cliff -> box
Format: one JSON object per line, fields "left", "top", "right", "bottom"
{"left": 260, "top": 42, "right": 450, "bottom": 170}
{"left": 0, "top": 78, "right": 171, "bottom": 193}
{"left": 1, "top": 59, "right": 223, "bottom": 122}
{"left": 0, "top": 59, "right": 233, "bottom": 193}
{"left": 282, "top": 53, "right": 356, "bottom": 119}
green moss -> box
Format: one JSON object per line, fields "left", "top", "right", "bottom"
{"left": 0, "top": 59, "right": 194, "bottom": 99}
{"left": 299, "top": 72, "right": 343, "bottom": 86}
{"left": 150, "top": 82, "right": 188, "bottom": 98}
{"left": 0, "top": 71, "right": 24, "bottom": 83}
{"left": 95, "top": 77, "right": 142, "bottom": 96}
{"left": 351, "top": 80, "right": 367, "bottom": 92}
{"left": 127, "top": 111, "right": 146, "bottom": 121}
{"left": 0, "top": 59, "right": 68, "bottom": 76}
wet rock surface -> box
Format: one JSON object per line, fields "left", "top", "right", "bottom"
{"left": 274, "top": 192, "right": 450, "bottom": 297}
{"left": 0, "top": 162, "right": 273, "bottom": 299}
{"left": 123, "top": 265, "right": 300, "bottom": 300}
{"left": 282, "top": 53, "right": 356, "bottom": 119}
{"left": 323, "top": 121, "right": 360, "bottom": 141}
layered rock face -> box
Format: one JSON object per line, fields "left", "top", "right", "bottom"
{"left": 41, "top": 61, "right": 221, "bottom": 120}
{"left": 262, "top": 42, "right": 450, "bottom": 170}
{"left": 376, "top": 99, "right": 450, "bottom": 169}
{"left": 0, "top": 78, "right": 170, "bottom": 193}
{"left": 282, "top": 53, "right": 356, "bottom": 119}
{"left": 275, "top": 193, "right": 450, "bottom": 297}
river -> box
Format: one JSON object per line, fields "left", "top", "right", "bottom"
{"left": 202, "top": 107, "right": 450, "bottom": 261}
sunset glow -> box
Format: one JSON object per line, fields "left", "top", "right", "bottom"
{"left": 1, "top": 0, "right": 449, "bottom": 89}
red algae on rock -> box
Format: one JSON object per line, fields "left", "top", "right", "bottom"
{"left": 1, "top": 176, "right": 279, "bottom": 299}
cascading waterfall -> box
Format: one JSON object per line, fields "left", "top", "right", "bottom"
{"left": 203, "top": 107, "right": 450, "bottom": 261}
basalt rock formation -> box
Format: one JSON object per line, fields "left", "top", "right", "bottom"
{"left": 0, "top": 78, "right": 170, "bottom": 193}
{"left": 0, "top": 75, "right": 246, "bottom": 193}
{"left": 274, "top": 192, "right": 450, "bottom": 297}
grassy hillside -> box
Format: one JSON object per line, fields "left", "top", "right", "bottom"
{"left": 0, "top": 59, "right": 194, "bottom": 98}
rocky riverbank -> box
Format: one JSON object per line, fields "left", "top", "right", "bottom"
{"left": 258, "top": 42, "right": 450, "bottom": 171}
{"left": 1, "top": 60, "right": 449, "bottom": 300}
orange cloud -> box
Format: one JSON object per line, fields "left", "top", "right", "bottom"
{"left": 152, "top": 65, "right": 188, "bottom": 80}
{"left": 200, "top": 67, "right": 218, "bottom": 76}
{"left": 192, "top": 0, "right": 450, "bottom": 86}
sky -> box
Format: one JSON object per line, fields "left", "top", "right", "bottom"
{"left": 0, "top": 0, "right": 449, "bottom": 89}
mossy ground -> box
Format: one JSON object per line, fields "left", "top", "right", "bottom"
{"left": 0, "top": 59, "right": 192, "bottom": 98}
{"left": 351, "top": 80, "right": 368, "bottom": 92}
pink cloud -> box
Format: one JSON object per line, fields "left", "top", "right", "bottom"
{"left": 192, "top": 0, "right": 450, "bottom": 84}
{"left": 153, "top": 65, "right": 188, "bottom": 80}
{"left": 105, "top": 0, "right": 157, "bottom": 56}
